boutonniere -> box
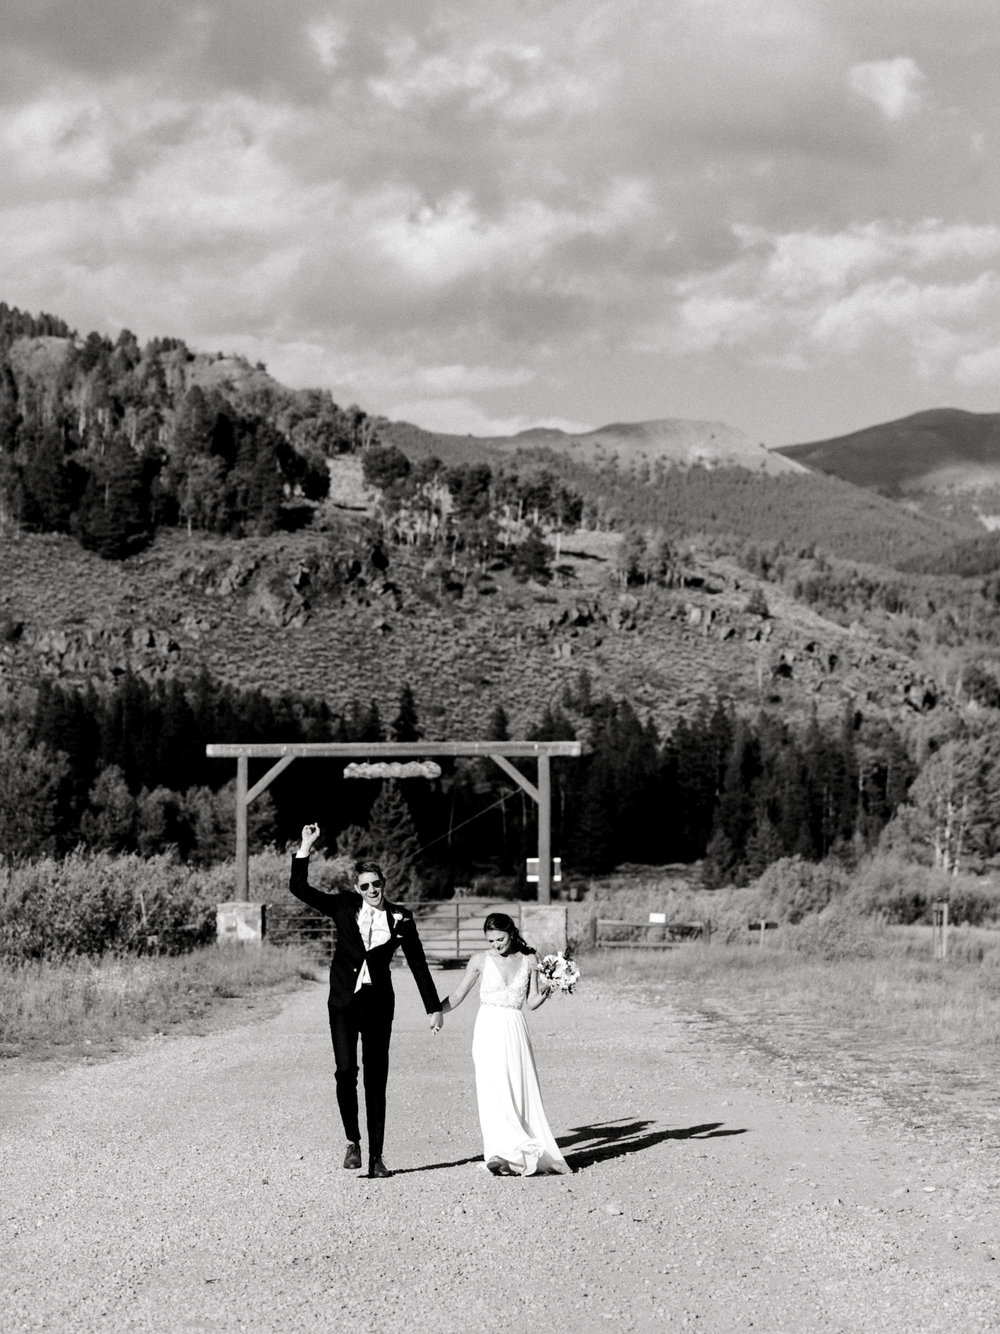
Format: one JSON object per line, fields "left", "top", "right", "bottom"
{"left": 390, "top": 910, "right": 405, "bottom": 929}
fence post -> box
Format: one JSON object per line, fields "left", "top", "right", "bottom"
{"left": 932, "top": 899, "right": 949, "bottom": 960}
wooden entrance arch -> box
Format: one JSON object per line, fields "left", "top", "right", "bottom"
{"left": 205, "top": 740, "right": 582, "bottom": 904}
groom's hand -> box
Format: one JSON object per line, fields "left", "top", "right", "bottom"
{"left": 429, "top": 1010, "right": 443, "bottom": 1033}
{"left": 297, "top": 823, "right": 321, "bottom": 856}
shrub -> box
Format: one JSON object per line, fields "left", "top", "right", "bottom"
{"left": 749, "top": 856, "right": 849, "bottom": 923}
{"left": 781, "top": 907, "right": 885, "bottom": 960}
{"left": 843, "top": 853, "right": 943, "bottom": 923}
{"left": 938, "top": 877, "right": 1000, "bottom": 928}
{"left": 245, "top": 846, "right": 349, "bottom": 902}
{"left": 843, "top": 852, "right": 1000, "bottom": 926}
{"left": 0, "top": 850, "right": 220, "bottom": 961}
{"left": 0, "top": 848, "right": 336, "bottom": 962}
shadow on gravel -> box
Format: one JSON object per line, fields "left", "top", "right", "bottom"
{"left": 390, "top": 1154, "right": 485, "bottom": 1175}
{"left": 560, "top": 1117, "right": 746, "bottom": 1169}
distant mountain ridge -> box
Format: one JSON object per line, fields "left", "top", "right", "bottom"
{"left": 776, "top": 409, "right": 1000, "bottom": 530}
{"left": 378, "top": 411, "right": 967, "bottom": 567}
{"left": 382, "top": 416, "right": 807, "bottom": 476}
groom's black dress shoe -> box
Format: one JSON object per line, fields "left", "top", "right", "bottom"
{"left": 367, "top": 1157, "right": 391, "bottom": 1179}
{"left": 343, "top": 1142, "right": 362, "bottom": 1170}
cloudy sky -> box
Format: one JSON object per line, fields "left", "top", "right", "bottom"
{"left": 2, "top": 0, "right": 999, "bottom": 445}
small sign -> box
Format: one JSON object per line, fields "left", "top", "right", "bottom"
{"left": 526, "top": 857, "right": 562, "bottom": 883}
{"left": 648, "top": 912, "right": 667, "bottom": 924}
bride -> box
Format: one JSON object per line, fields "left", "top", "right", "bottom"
{"left": 440, "top": 912, "right": 570, "bottom": 1176}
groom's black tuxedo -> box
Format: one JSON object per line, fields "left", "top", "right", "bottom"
{"left": 289, "top": 856, "right": 441, "bottom": 1162}
{"left": 289, "top": 856, "right": 441, "bottom": 1010}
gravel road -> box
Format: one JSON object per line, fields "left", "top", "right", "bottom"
{"left": 2, "top": 968, "right": 998, "bottom": 1333}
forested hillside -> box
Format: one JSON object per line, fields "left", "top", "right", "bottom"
{"left": 379, "top": 423, "right": 968, "bottom": 570}
{"left": 5, "top": 299, "right": 1000, "bottom": 890}
{"left": 0, "top": 302, "right": 368, "bottom": 556}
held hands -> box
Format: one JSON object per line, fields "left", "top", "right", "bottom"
{"left": 429, "top": 1010, "right": 444, "bottom": 1034}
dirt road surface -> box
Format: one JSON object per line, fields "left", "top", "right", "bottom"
{"left": 2, "top": 970, "right": 998, "bottom": 1333}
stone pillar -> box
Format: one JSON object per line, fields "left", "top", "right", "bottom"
{"left": 216, "top": 901, "right": 266, "bottom": 946}
{"left": 520, "top": 904, "right": 567, "bottom": 957}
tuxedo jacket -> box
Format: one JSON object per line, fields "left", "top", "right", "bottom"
{"left": 289, "top": 857, "right": 441, "bottom": 1013}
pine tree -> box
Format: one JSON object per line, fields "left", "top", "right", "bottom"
{"left": 79, "top": 765, "right": 136, "bottom": 851}
{"left": 364, "top": 781, "right": 424, "bottom": 899}
{"left": 362, "top": 699, "right": 385, "bottom": 743}
{"left": 75, "top": 434, "right": 153, "bottom": 558}
{"left": 391, "top": 684, "right": 422, "bottom": 742}
{"left": 486, "top": 703, "right": 510, "bottom": 742}
{"left": 19, "top": 419, "right": 80, "bottom": 532}
{"left": 711, "top": 717, "right": 762, "bottom": 882}
{"left": 0, "top": 363, "right": 22, "bottom": 526}
{"left": 511, "top": 527, "right": 552, "bottom": 583}
{"left": 135, "top": 785, "right": 187, "bottom": 858}
{"left": 0, "top": 728, "right": 70, "bottom": 859}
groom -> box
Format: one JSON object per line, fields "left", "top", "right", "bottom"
{"left": 291, "top": 823, "right": 443, "bottom": 1178}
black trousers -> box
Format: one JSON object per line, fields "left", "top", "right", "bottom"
{"left": 328, "top": 985, "right": 395, "bottom": 1159}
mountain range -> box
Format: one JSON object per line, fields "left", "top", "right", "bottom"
{"left": 380, "top": 416, "right": 807, "bottom": 477}
{"left": 4, "top": 302, "right": 1000, "bottom": 750}
{"left": 777, "top": 409, "right": 1000, "bottom": 530}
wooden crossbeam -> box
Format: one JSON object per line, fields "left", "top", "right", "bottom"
{"left": 208, "top": 739, "right": 579, "bottom": 905}
{"left": 206, "top": 740, "right": 580, "bottom": 759}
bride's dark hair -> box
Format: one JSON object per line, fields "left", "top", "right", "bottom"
{"left": 483, "top": 912, "right": 535, "bottom": 955}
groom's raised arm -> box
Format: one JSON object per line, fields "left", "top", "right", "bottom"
{"left": 289, "top": 822, "right": 339, "bottom": 917}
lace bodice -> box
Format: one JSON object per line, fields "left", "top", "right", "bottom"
{"left": 479, "top": 952, "right": 530, "bottom": 1009}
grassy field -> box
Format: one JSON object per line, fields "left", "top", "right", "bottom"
{"left": 583, "top": 923, "right": 1000, "bottom": 1052}
{"left": 0, "top": 943, "right": 318, "bottom": 1062}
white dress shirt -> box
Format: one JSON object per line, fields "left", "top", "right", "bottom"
{"left": 355, "top": 902, "right": 392, "bottom": 990}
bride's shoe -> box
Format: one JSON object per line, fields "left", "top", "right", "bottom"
{"left": 486, "top": 1156, "right": 508, "bottom": 1175}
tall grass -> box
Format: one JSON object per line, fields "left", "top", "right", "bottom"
{"left": 0, "top": 943, "right": 318, "bottom": 1059}
{"left": 583, "top": 923, "right": 1000, "bottom": 1050}
{"left": 567, "top": 852, "right": 1000, "bottom": 949}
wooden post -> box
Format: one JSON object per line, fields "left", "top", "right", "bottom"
{"left": 235, "top": 755, "right": 249, "bottom": 900}
{"left": 538, "top": 752, "right": 552, "bottom": 905}
{"left": 932, "top": 899, "right": 949, "bottom": 960}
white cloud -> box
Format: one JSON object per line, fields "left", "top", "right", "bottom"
{"left": 808, "top": 271, "right": 999, "bottom": 354}
{"left": 955, "top": 346, "right": 1000, "bottom": 386}
{"left": 372, "top": 181, "right": 650, "bottom": 286}
{"left": 413, "top": 363, "right": 534, "bottom": 394}
{"left": 670, "top": 221, "right": 1000, "bottom": 383}
{"left": 306, "top": 17, "right": 348, "bottom": 72}
{"left": 0, "top": 1, "right": 997, "bottom": 442}
{"left": 849, "top": 57, "right": 925, "bottom": 121}
{"left": 367, "top": 38, "right": 583, "bottom": 119}
{"left": 2, "top": 89, "right": 113, "bottom": 186}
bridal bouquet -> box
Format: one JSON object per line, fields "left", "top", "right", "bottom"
{"left": 539, "top": 952, "right": 580, "bottom": 995}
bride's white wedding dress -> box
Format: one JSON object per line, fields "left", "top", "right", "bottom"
{"left": 472, "top": 952, "right": 570, "bottom": 1176}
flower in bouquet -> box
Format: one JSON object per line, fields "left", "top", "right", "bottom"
{"left": 539, "top": 951, "right": 580, "bottom": 994}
